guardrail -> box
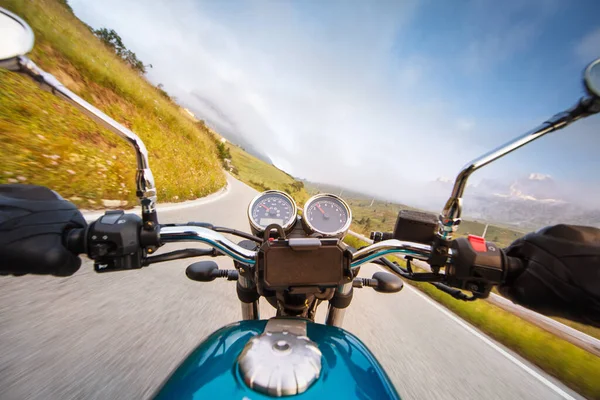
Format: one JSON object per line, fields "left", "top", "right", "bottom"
{"left": 348, "top": 230, "right": 600, "bottom": 357}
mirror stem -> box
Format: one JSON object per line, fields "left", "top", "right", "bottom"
{"left": 14, "top": 56, "right": 158, "bottom": 227}
{"left": 437, "top": 95, "right": 599, "bottom": 240}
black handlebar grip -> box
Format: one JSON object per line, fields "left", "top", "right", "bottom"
{"left": 504, "top": 255, "right": 526, "bottom": 283}
{"left": 64, "top": 227, "right": 86, "bottom": 255}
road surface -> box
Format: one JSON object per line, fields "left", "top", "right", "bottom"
{"left": 0, "top": 175, "right": 585, "bottom": 400}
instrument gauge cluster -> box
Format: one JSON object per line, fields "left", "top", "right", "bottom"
{"left": 247, "top": 191, "right": 352, "bottom": 238}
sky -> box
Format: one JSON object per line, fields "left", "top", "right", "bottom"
{"left": 68, "top": 0, "right": 600, "bottom": 208}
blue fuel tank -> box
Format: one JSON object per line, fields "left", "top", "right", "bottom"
{"left": 153, "top": 319, "right": 400, "bottom": 399}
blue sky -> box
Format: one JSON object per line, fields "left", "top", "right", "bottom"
{"left": 69, "top": 0, "right": 600, "bottom": 205}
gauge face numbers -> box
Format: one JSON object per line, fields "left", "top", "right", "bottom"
{"left": 305, "top": 195, "right": 351, "bottom": 236}
{"left": 249, "top": 191, "right": 296, "bottom": 230}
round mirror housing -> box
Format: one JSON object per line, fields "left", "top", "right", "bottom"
{"left": 0, "top": 7, "right": 34, "bottom": 71}
{"left": 584, "top": 58, "right": 600, "bottom": 99}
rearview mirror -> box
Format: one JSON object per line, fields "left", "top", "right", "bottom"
{"left": 437, "top": 57, "right": 600, "bottom": 243}
{"left": 584, "top": 59, "right": 600, "bottom": 98}
{"left": 0, "top": 7, "right": 34, "bottom": 70}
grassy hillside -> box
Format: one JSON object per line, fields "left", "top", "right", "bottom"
{"left": 228, "top": 145, "right": 309, "bottom": 205}
{"left": 0, "top": 0, "right": 225, "bottom": 208}
{"left": 458, "top": 219, "right": 525, "bottom": 247}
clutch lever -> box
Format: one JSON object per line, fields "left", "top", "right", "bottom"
{"left": 143, "top": 248, "right": 219, "bottom": 266}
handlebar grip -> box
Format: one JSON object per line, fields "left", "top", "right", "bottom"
{"left": 504, "top": 255, "right": 526, "bottom": 283}
{"left": 64, "top": 227, "right": 86, "bottom": 254}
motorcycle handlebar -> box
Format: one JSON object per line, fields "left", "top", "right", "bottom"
{"left": 66, "top": 220, "right": 519, "bottom": 292}
{"left": 153, "top": 225, "right": 521, "bottom": 294}
{"left": 157, "top": 225, "right": 442, "bottom": 269}
{"left": 159, "top": 225, "right": 257, "bottom": 265}
{"left": 65, "top": 222, "right": 442, "bottom": 267}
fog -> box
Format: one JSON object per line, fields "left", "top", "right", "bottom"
{"left": 69, "top": 0, "right": 600, "bottom": 210}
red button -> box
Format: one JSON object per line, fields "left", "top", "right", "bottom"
{"left": 468, "top": 235, "right": 487, "bottom": 252}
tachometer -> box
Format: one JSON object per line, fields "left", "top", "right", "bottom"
{"left": 303, "top": 194, "right": 352, "bottom": 237}
{"left": 248, "top": 190, "right": 297, "bottom": 235}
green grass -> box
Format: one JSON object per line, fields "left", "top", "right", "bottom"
{"left": 344, "top": 235, "right": 600, "bottom": 399}
{"left": 0, "top": 0, "right": 225, "bottom": 208}
{"left": 228, "top": 145, "right": 309, "bottom": 205}
{"left": 458, "top": 219, "right": 525, "bottom": 248}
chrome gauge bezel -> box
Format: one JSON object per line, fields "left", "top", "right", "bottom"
{"left": 247, "top": 190, "right": 298, "bottom": 234}
{"left": 302, "top": 193, "right": 352, "bottom": 237}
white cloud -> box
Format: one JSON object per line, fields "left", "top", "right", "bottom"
{"left": 576, "top": 27, "right": 600, "bottom": 63}
{"left": 458, "top": 0, "right": 558, "bottom": 75}
{"left": 68, "top": 0, "right": 475, "bottom": 193}
{"left": 456, "top": 118, "right": 475, "bottom": 132}
{"left": 529, "top": 173, "right": 552, "bottom": 181}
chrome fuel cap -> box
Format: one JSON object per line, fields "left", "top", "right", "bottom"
{"left": 238, "top": 319, "right": 322, "bottom": 397}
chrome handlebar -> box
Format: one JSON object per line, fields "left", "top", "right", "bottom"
{"left": 159, "top": 226, "right": 257, "bottom": 265}
{"left": 158, "top": 225, "right": 443, "bottom": 269}
{"left": 349, "top": 239, "right": 451, "bottom": 268}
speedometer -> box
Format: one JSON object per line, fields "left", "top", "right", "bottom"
{"left": 248, "top": 190, "right": 297, "bottom": 235}
{"left": 303, "top": 194, "right": 352, "bottom": 237}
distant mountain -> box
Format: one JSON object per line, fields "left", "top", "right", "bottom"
{"left": 307, "top": 174, "right": 600, "bottom": 230}
{"left": 433, "top": 173, "right": 600, "bottom": 229}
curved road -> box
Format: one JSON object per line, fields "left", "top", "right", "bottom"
{"left": 0, "top": 175, "right": 584, "bottom": 400}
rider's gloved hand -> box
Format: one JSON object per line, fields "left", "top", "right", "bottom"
{"left": 499, "top": 224, "right": 600, "bottom": 327}
{"left": 0, "top": 184, "right": 86, "bottom": 276}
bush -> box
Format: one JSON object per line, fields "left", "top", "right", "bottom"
{"left": 216, "top": 142, "right": 231, "bottom": 161}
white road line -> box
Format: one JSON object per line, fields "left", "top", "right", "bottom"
{"left": 375, "top": 266, "right": 577, "bottom": 400}
{"left": 82, "top": 178, "right": 231, "bottom": 221}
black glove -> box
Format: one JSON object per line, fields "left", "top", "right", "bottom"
{"left": 0, "top": 184, "right": 86, "bottom": 276}
{"left": 499, "top": 224, "right": 600, "bottom": 327}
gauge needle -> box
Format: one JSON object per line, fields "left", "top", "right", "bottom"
{"left": 317, "top": 205, "right": 329, "bottom": 219}
{"left": 260, "top": 204, "right": 270, "bottom": 211}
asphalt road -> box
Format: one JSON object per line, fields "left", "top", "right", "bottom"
{"left": 0, "top": 175, "right": 585, "bottom": 400}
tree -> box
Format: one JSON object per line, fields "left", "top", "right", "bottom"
{"left": 93, "top": 28, "right": 125, "bottom": 55}
{"left": 93, "top": 28, "right": 150, "bottom": 74}
{"left": 216, "top": 142, "right": 231, "bottom": 161}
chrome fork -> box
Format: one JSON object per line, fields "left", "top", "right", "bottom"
{"left": 325, "top": 281, "right": 353, "bottom": 327}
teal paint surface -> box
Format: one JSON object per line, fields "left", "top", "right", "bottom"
{"left": 153, "top": 319, "right": 400, "bottom": 399}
